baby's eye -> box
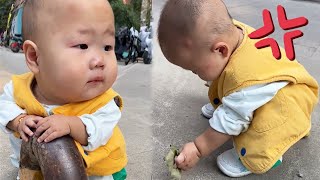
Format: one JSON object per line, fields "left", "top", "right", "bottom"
{"left": 104, "top": 45, "right": 112, "bottom": 51}
{"left": 74, "top": 44, "right": 88, "bottom": 50}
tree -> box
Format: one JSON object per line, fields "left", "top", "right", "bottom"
{"left": 0, "top": 0, "right": 15, "bottom": 32}
{"left": 141, "top": 0, "right": 152, "bottom": 27}
{"left": 109, "top": 0, "right": 142, "bottom": 30}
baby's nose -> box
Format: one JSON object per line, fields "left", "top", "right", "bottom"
{"left": 90, "top": 55, "right": 105, "bottom": 70}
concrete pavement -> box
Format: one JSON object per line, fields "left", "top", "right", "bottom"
{"left": 0, "top": 0, "right": 319, "bottom": 179}
{"left": 149, "top": 0, "right": 320, "bottom": 180}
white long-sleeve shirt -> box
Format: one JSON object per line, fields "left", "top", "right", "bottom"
{"left": 209, "top": 81, "right": 289, "bottom": 135}
{"left": 0, "top": 81, "right": 121, "bottom": 169}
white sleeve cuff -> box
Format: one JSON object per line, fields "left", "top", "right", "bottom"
{"left": 209, "top": 81, "right": 289, "bottom": 135}
{"left": 80, "top": 100, "right": 121, "bottom": 151}
{"left": 209, "top": 104, "right": 251, "bottom": 135}
{"left": 0, "top": 81, "right": 26, "bottom": 133}
{"left": 0, "top": 105, "right": 25, "bottom": 133}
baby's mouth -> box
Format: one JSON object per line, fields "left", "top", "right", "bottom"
{"left": 88, "top": 76, "right": 104, "bottom": 83}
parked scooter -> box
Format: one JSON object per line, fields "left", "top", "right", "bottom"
{"left": 139, "top": 25, "right": 153, "bottom": 64}
{"left": 124, "top": 27, "right": 140, "bottom": 65}
{"left": 115, "top": 25, "right": 153, "bottom": 65}
{"left": 9, "top": 35, "right": 23, "bottom": 53}
{"left": 115, "top": 27, "right": 142, "bottom": 65}
{"left": 115, "top": 27, "right": 130, "bottom": 60}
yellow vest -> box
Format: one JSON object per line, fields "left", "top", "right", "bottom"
{"left": 12, "top": 73, "right": 127, "bottom": 176}
{"left": 208, "top": 20, "right": 318, "bottom": 173}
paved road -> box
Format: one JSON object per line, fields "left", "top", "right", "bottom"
{"left": 149, "top": 0, "right": 320, "bottom": 180}
{"left": 1, "top": 0, "right": 320, "bottom": 179}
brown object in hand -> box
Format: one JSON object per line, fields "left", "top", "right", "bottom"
{"left": 20, "top": 135, "right": 88, "bottom": 180}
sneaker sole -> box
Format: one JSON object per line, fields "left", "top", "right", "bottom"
{"left": 201, "top": 106, "right": 213, "bottom": 119}
{"left": 217, "top": 157, "right": 252, "bottom": 178}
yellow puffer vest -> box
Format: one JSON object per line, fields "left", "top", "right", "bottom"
{"left": 208, "top": 20, "right": 318, "bottom": 173}
{"left": 12, "top": 73, "right": 127, "bottom": 176}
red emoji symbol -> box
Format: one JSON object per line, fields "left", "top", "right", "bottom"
{"left": 249, "top": 5, "right": 308, "bottom": 60}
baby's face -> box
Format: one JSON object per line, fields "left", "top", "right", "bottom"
{"left": 35, "top": 0, "right": 117, "bottom": 104}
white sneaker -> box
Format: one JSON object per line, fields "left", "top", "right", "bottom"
{"left": 217, "top": 148, "right": 252, "bottom": 177}
{"left": 217, "top": 148, "right": 282, "bottom": 178}
{"left": 201, "top": 103, "right": 214, "bottom": 119}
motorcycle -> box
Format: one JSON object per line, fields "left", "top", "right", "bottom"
{"left": 115, "top": 27, "right": 141, "bottom": 65}
{"left": 9, "top": 35, "right": 23, "bottom": 53}
{"left": 139, "top": 25, "right": 153, "bottom": 64}
{"left": 115, "top": 25, "right": 153, "bottom": 65}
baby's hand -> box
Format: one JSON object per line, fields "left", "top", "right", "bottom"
{"left": 18, "top": 115, "right": 43, "bottom": 142}
{"left": 35, "top": 115, "right": 71, "bottom": 143}
{"left": 175, "top": 142, "right": 201, "bottom": 171}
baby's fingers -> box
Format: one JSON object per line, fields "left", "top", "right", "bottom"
{"left": 32, "top": 116, "right": 43, "bottom": 124}
{"left": 175, "top": 153, "right": 185, "bottom": 165}
{"left": 19, "top": 130, "right": 29, "bottom": 142}
{"left": 43, "top": 131, "right": 60, "bottom": 143}
{"left": 35, "top": 121, "right": 50, "bottom": 137}
{"left": 175, "top": 153, "right": 188, "bottom": 170}
{"left": 25, "top": 119, "right": 37, "bottom": 129}
{"left": 22, "top": 125, "right": 34, "bottom": 137}
{"left": 37, "top": 128, "right": 53, "bottom": 143}
{"left": 35, "top": 118, "right": 48, "bottom": 128}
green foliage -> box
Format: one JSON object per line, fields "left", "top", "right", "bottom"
{"left": 145, "top": 0, "right": 152, "bottom": 28}
{"left": 0, "top": 0, "right": 14, "bottom": 32}
{"left": 1, "top": 0, "right": 148, "bottom": 32}
{"left": 109, "top": 0, "right": 142, "bottom": 30}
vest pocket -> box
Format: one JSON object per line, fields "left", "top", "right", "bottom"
{"left": 251, "top": 89, "right": 289, "bottom": 133}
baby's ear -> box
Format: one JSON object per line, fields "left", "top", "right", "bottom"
{"left": 23, "top": 40, "right": 39, "bottom": 74}
{"left": 211, "top": 42, "right": 232, "bottom": 63}
{"left": 211, "top": 42, "right": 229, "bottom": 58}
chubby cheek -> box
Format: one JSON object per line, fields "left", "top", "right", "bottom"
{"left": 62, "top": 61, "right": 86, "bottom": 78}
{"left": 203, "top": 65, "right": 219, "bottom": 81}
{"left": 199, "top": 73, "right": 213, "bottom": 81}
{"left": 105, "top": 60, "right": 118, "bottom": 86}
{"left": 50, "top": 62, "right": 87, "bottom": 93}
